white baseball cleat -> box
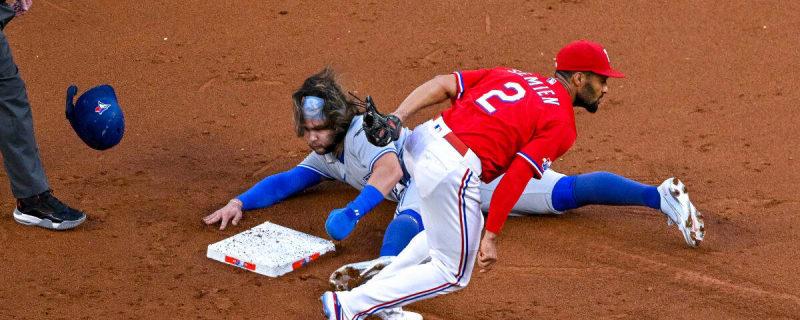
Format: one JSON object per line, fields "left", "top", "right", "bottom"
{"left": 657, "top": 178, "right": 705, "bottom": 247}
{"left": 329, "top": 255, "right": 395, "bottom": 291}
{"left": 321, "top": 291, "right": 343, "bottom": 320}
{"left": 376, "top": 307, "right": 423, "bottom": 320}
{"left": 375, "top": 307, "right": 422, "bottom": 320}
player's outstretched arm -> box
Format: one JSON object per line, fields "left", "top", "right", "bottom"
{"left": 392, "top": 74, "right": 458, "bottom": 123}
{"left": 203, "top": 166, "right": 322, "bottom": 230}
{"left": 325, "top": 153, "right": 404, "bottom": 240}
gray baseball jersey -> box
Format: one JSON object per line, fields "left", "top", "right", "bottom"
{"left": 298, "top": 116, "right": 564, "bottom": 220}
{"left": 295, "top": 115, "right": 562, "bottom": 218}
{"left": 298, "top": 115, "right": 411, "bottom": 203}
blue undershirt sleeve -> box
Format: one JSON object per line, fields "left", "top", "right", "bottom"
{"left": 345, "top": 184, "right": 384, "bottom": 219}
{"left": 235, "top": 166, "right": 323, "bottom": 211}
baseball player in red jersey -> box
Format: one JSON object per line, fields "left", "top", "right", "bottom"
{"left": 321, "top": 40, "right": 625, "bottom": 319}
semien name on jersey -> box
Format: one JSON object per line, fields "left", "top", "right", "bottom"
{"left": 508, "top": 69, "right": 560, "bottom": 105}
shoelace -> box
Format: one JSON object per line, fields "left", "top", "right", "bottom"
{"left": 43, "top": 191, "right": 68, "bottom": 211}
{"left": 23, "top": 190, "right": 67, "bottom": 213}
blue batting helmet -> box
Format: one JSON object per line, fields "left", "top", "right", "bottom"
{"left": 65, "top": 84, "right": 125, "bottom": 150}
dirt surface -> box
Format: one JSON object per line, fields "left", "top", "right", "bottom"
{"left": 1, "top": 0, "right": 798, "bottom": 319}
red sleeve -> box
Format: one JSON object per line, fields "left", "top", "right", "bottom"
{"left": 452, "top": 69, "right": 490, "bottom": 101}
{"left": 485, "top": 159, "right": 534, "bottom": 234}
{"left": 516, "top": 121, "right": 576, "bottom": 179}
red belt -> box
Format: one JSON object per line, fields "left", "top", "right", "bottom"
{"left": 444, "top": 132, "right": 468, "bottom": 156}
{"left": 433, "top": 116, "right": 468, "bottom": 156}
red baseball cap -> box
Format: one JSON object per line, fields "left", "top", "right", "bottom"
{"left": 556, "top": 40, "right": 625, "bottom": 78}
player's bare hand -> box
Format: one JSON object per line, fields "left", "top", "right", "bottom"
{"left": 203, "top": 199, "right": 243, "bottom": 230}
{"left": 477, "top": 231, "right": 498, "bottom": 272}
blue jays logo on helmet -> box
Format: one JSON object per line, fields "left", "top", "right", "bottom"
{"left": 65, "top": 84, "right": 125, "bottom": 150}
{"left": 95, "top": 102, "right": 111, "bottom": 115}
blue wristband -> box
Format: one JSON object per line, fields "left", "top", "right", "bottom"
{"left": 345, "top": 185, "right": 384, "bottom": 219}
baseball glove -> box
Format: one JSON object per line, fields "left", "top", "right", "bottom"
{"left": 361, "top": 95, "right": 402, "bottom": 147}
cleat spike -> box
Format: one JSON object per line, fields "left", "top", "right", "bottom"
{"left": 658, "top": 178, "right": 705, "bottom": 248}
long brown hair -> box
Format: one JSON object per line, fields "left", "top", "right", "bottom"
{"left": 291, "top": 67, "right": 362, "bottom": 153}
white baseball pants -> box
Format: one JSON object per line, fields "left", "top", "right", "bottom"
{"left": 335, "top": 118, "right": 483, "bottom": 319}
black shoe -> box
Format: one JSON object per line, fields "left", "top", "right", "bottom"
{"left": 13, "top": 190, "right": 86, "bottom": 230}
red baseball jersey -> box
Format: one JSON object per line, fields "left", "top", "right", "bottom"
{"left": 442, "top": 67, "right": 577, "bottom": 182}
{"left": 441, "top": 67, "right": 578, "bottom": 234}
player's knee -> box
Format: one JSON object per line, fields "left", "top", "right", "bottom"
{"left": 379, "top": 211, "right": 423, "bottom": 256}
{"left": 456, "top": 277, "right": 472, "bottom": 288}
{"left": 432, "top": 258, "right": 471, "bottom": 288}
{"left": 452, "top": 270, "right": 474, "bottom": 288}
{"left": 396, "top": 209, "right": 424, "bottom": 231}
{"left": 552, "top": 175, "right": 578, "bottom": 211}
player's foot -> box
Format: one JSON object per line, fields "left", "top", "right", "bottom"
{"left": 376, "top": 307, "right": 423, "bottom": 320}
{"left": 657, "top": 178, "right": 704, "bottom": 247}
{"left": 13, "top": 190, "right": 86, "bottom": 230}
{"left": 329, "top": 255, "right": 395, "bottom": 291}
{"left": 321, "top": 291, "right": 343, "bottom": 320}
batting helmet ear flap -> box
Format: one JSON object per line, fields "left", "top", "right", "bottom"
{"left": 65, "top": 84, "right": 125, "bottom": 150}
{"left": 65, "top": 84, "right": 78, "bottom": 119}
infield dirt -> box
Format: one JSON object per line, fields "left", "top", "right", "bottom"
{"left": 1, "top": 1, "right": 798, "bottom": 319}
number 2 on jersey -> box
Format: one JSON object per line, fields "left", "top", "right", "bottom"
{"left": 475, "top": 82, "right": 525, "bottom": 114}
